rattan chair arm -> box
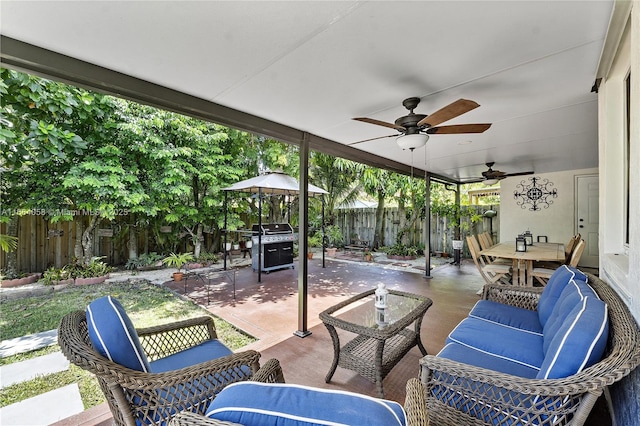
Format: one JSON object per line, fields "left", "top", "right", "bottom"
{"left": 421, "top": 352, "right": 624, "bottom": 397}
{"left": 168, "top": 411, "right": 241, "bottom": 426}
{"left": 404, "top": 378, "right": 429, "bottom": 426}
{"left": 110, "top": 350, "right": 261, "bottom": 390}
{"left": 251, "top": 358, "right": 285, "bottom": 383}
{"left": 481, "top": 283, "right": 542, "bottom": 310}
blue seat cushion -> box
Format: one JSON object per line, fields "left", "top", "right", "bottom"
{"left": 205, "top": 382, "right": 407, "bottom": 426}
{"left": 537, "top": 296, "right": 609, "bottom": 379}
{"left": 447, "top": 317, "right": 544, "bottom": 370}
{"left": 537, "top": 266, "right": 587, "bottom": 327}
{"left": 438, "top": 342, "right": 539, "bottom": 378}
{"left": 469, "top": 300, "right": 542, "bottom": 334}
{"left": 86, "top": 296, "right": 150, "bottom": 372}
{"left": 150, "top": 340, "right": 234, "bottom": 373}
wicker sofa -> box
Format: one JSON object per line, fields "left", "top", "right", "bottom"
{"left": 420, "top": 269, "right": 640, "bottom": 426}
{"left": 58, "top": 296, "right": 275, "bottom": 426}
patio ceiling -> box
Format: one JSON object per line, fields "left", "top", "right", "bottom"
{"left": 0, "top": 1, "right": 612, "bottom": 182}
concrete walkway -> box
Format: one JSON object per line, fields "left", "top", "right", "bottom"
{"left": 0, "top": 385, "right": 84, "bottom": 425}
{"left": 0, "top": 330, "right": 84, "bottom": 426}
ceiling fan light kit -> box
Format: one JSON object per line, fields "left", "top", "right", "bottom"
{"left": 396, "top": 133, "right": 429, "bottom": 150}
{"left": 483, "top": 178, "right": 499, "bottom": 186}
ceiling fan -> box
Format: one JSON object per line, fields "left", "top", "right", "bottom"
{"left": 350, "top": 97, "right": 492, "bottom": 149}
{"left": 462, "top": 162, "right": 534, "bottom": 184}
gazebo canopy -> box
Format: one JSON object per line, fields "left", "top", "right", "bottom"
{"left": 224, "top": 171, "right": 328, "bottom": 195}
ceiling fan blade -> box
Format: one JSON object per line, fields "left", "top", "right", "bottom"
{"left": 426, "top": 123, "right": 492, "bottom": 134}
{"left": 348, "top": 133, "right": 398, "bottom": 146}
{"left": 417, "top": 99, "right": 480, "bottom": 128}
{"left": 503, "top": 171, "right": 535, "bottom": 177}
{"left": 459, "top": 178, "right": 486, "bottom": 184}
{"left": 353, "top": 117, "right": 406, "bottom": 131}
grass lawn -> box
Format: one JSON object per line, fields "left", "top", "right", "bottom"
{"left": 0, "top": 279, "right": 256, "bottom": 409}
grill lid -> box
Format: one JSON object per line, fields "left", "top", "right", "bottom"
{"left": 252, "top": 223, "right": 293, "bottom": 235}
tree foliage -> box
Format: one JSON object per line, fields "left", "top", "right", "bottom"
{"left": 2, "top": 68, "right": 470, "bottom": 269}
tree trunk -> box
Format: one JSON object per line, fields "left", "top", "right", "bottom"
{"left": 74, "top": 219, "right": 84, "bottom": 261}
{"left": 397, "top": 189, "right": 420, "bottom": 246}
{"left": 194, "top": 223, "right": 203, "bottom": 258}
{"left": 128, "top": 222, "right": 138, "bottom": 260}
{"left": 81, "top": 214, "right": 99, "bottom": 264}
{"left": 373, "top": 192, "right": 386, "bottom": 249}
{"left": 5, "top": 215, "right": 19, "bottom": 278}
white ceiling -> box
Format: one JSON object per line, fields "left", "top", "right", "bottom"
{"left": 0, "top": 1, "right": 613, "bottom": 182}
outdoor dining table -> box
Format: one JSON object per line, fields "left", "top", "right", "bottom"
{"left": 480, "top": 241, "right": 565, "bottom": 286}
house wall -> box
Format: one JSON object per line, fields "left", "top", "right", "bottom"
{"left": 499, "top": 168, "right": 598, "bottom": 249}
{"left": 598, "top": 1, "right": 639, "bottom": 320}
{"left": 596, "top": 2, "right": 639, "bottom": 425}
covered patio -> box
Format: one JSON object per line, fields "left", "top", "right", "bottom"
{"left": 51, "top": 256, "right": 607, "bottom": 426}
{"left": 2, "top": 1, "right": 638, "bottom": 424}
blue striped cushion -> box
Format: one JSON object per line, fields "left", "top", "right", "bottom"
{"left": 537, "top": 296, "right": 608, "bottom": 379}
{"left": 537, "top": 266, "right": 587, "bottom": 326}
{"left": 86, "top": 296, "right": 150, "bottom": 372}
{"left": 206, "top": 382, "right": 406, "bottom": 426}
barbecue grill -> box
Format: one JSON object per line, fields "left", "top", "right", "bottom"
{"left": 251, "top": 223, "right": 295, "bottom": 272}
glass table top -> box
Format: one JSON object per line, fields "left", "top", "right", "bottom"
{"left": 331, "top": 293, "right": 426, "bottom": 329}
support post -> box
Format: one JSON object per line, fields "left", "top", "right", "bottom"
{"left": 223, "top": 191, "right": 228, "bottom": 270}
{"left": 322, "top": 194, "right": 326, "bottom": 268}
{"left": 424, "top": 173, "right": 432, "bottom": 279}
{"left": 258, "top": 187, "right": 263, "bottom": 283}
{"left": 454, "top": 183, "right": 461, "bottom": 267}
{"left": 295, "top": 132, "right": 311, "bottom": 337}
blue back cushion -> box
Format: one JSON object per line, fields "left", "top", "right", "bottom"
{"left": 543, "top": 279, "right": 598, "bottom": 353}
{"left": 537, "top": 296, "right": 608, "bottom": 379}
{"left": 86, "top": 296, "right": 150, "bottom": 372}
{"left": 206, "top": 382, "right": 407, "bottom": 426}
{"left": 538, "top": 266, "right": 587, "bottom": 326}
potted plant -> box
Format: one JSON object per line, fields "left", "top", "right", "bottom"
{"left": 324, "top": 225, "right": 343, "bottom": 257}
{"left": 162, "top": 252, "right": 194, "bottom": 282}
{"left": 307, "top": 232, "right": 322, "bottom": 260}
{"left": 363, "top": 248, "right": 373, "bottom": 262}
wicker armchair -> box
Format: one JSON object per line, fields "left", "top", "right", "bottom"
{"left": 168, "top": 371, "right": 430, "bottom": 426}
{"left": 420, "top": 273, "right": 640, "bottom": 426}
{"left": 58, "top": 311, "right": 271, "bottom": 426}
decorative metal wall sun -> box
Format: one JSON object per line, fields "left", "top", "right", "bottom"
{"left": 514, "top": 176, "right": 558, "bottom": 211}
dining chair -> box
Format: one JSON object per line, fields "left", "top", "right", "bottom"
{"left": 466, "top": 235, "right": 512, "bottom": 285}
{"left": 535, "top": 233, "right": 581, "bottom": 269}
{"left": 531, "top": 239, "right": 585, "bottom": 285}
{"left": 564, "top": 233, "right": 581, "bottom": 263}
{"left": 477, "top": 232, "right": 511, "bottom": 265}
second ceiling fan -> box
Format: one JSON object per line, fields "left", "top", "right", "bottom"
{"left": 350, "top": 97, "right": 492, "bottom": 147}
{"left": 462, "top": 162, "right": 535, "bottom": 184}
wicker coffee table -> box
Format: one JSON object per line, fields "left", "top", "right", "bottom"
{"left": 319, "top": 289, "right": 432, "bottom": 397}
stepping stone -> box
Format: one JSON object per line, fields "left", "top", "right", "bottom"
{"left": 0, "top": 384, "right": 83, "bottom": 425}
{"left": 0, "top": 352, "right": 70, "bottom": 389}
{"left": 0, "top": 329, "right": 58, "bottom": 358}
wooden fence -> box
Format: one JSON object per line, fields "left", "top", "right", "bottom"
{"left": 1, "top": 205, "right": 499, "bottom": 274}
{"left": 334, "top": 205, "right": 500, "bottom": 255}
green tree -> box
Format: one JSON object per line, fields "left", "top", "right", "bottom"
{"left": 117, "top": 103, "right": 247, "bottom": 257}
{"left": 309, "top": 153, "right": 359, "bottom": 226}
{"left": 1, "top": 68, "right": 116, "bottom": 269}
